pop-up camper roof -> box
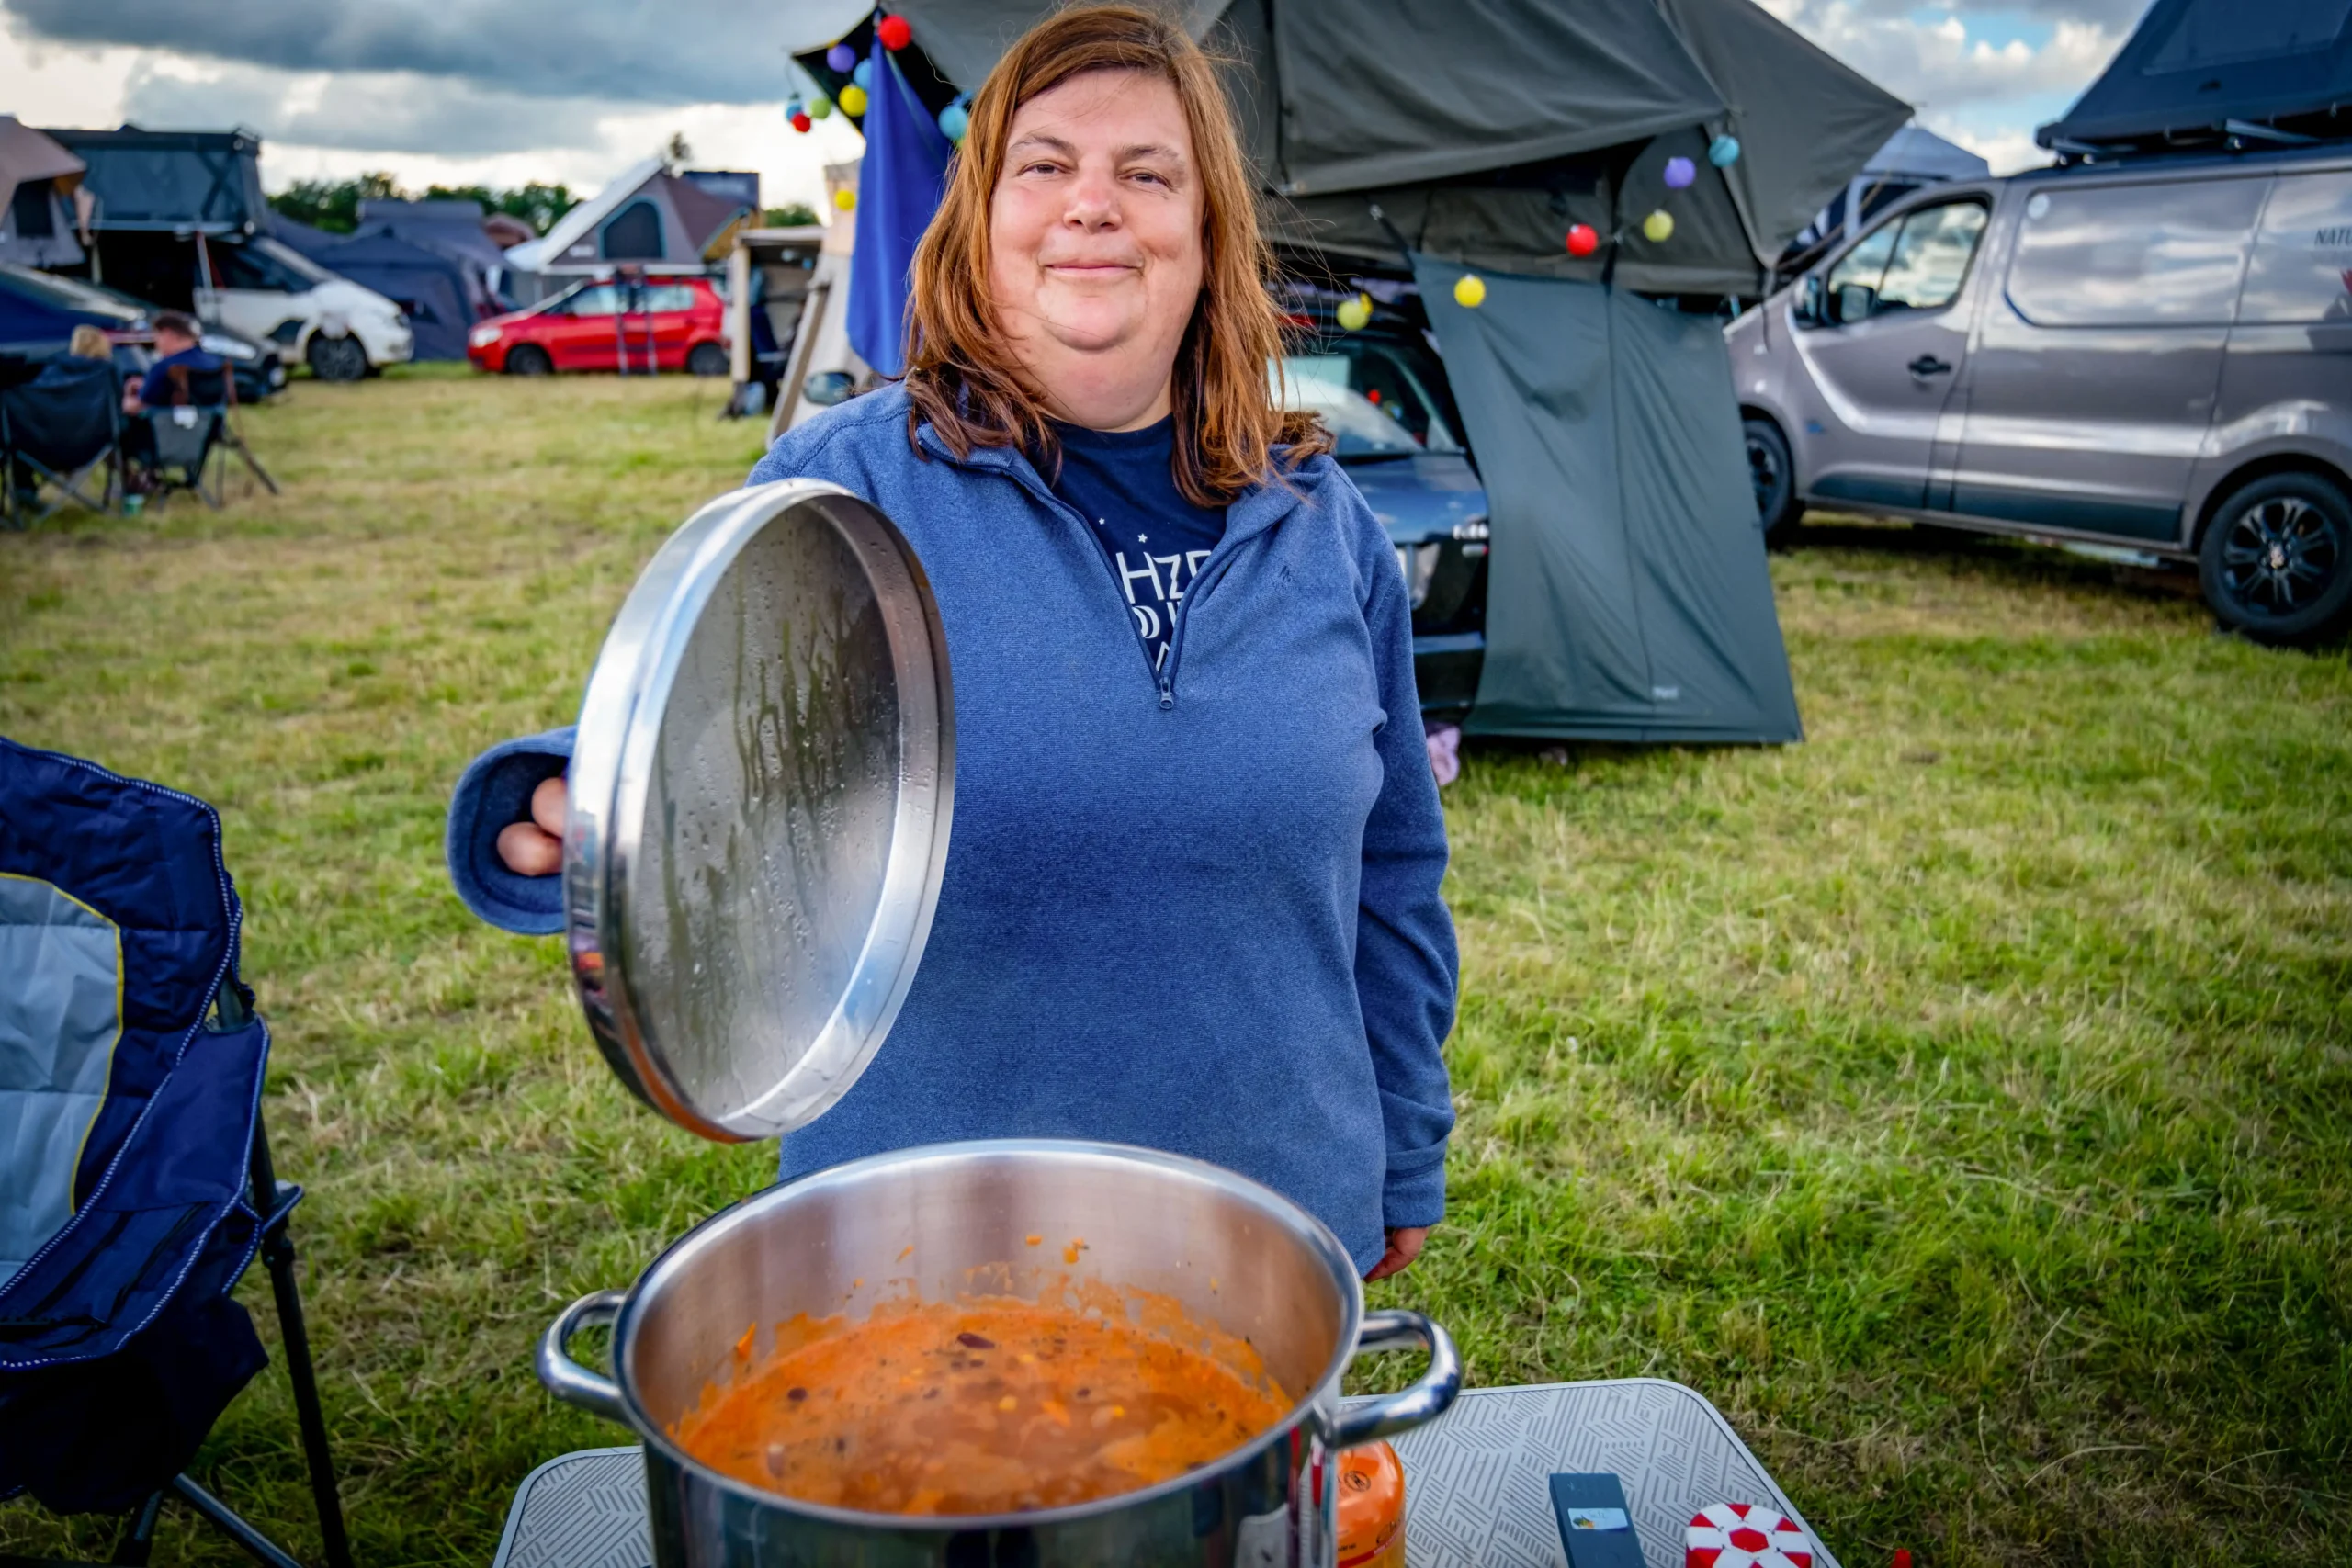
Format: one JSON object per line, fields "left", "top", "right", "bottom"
{"left": 2038, "top": 0, "right": 2352, "bottom": 153}
{"left": 40, "top": 126, "right": 268, "bottom": 233}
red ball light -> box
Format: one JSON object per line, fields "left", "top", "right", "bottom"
{"left": 876, "top": 13, "right": 912, "bottom": 50}
{"left": 790, "top": 111, "right": 812, "bottom": 133}
{"left": 1566, "top": 223, "right": 1600, "bottom": 258}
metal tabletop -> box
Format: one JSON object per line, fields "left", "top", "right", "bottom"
{"left": 491, "top": 1379, "right": 1837, "bottom": 1568}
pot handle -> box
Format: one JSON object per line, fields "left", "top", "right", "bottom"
{"left": 537, "top": 1289, "right": 629, "bottom": 1424}
{"left": 1330, "top": 1308, "right": 1461, "bottom": 1449}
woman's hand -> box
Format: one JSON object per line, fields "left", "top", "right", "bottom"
{"left": 1363, "top": 1226, "right": 1430, "bottom": 1283}
{"left": 495, "top": 774, "right": 568, "bottom": 876}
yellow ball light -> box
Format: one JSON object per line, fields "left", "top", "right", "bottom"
{"left": 832, "top": 187, "right": 857, "bottom": 212}
{"left": 837, "top": 83, "right": 868, "bottom": 116}
{"left": 1453, "top": 274, "right": 1487, "bottom": 309}
{"left": 1335, "top": 292, "right": 1372, "bottom": 332}
{"left": 1643, "top": 209, "right": 1675, "bottom": 243}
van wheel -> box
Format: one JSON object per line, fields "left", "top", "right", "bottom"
{"left": 685, "top": 342, "right": 729, "bottom": 378}
{"left": 505, "top": 344, "right": 554, "bottom": 377}
{"left": 2199, "top": 472, "right": 2352, "bottom": 646}
{"left": 1745, "top": 417, "right": 1802, "bottom": 547}
{"left": 306, "top": 333, "right": 368, "bottom": 383}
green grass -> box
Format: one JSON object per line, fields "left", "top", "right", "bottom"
{"left": 3, "top": 366, "right": 2347, "bottom": 1567}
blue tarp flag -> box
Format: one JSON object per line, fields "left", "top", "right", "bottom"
{"left": 847, "top": 38, "right": 953, "bottom": 378}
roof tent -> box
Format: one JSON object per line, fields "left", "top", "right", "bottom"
{"left": 0, "top": 118, "right": 88, "bottom": 269}
{"left": 2039, "top": 0, "right": 2352, "bottom": 153}
{"left": 40, "top": 127, "right": 267, "bottom": 234}
{"left": 834, "top": 0, "right": 1899, "bottom": 741}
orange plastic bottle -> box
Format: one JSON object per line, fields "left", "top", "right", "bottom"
{"left": 1335, "top": 1440, "right": 1407, "bottom": 1568}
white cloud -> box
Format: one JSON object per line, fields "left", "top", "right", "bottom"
{"left": 1765, "top": 3, "right": 2127, "bottom": 117}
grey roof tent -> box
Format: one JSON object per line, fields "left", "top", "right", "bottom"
{"left": 2039, "top": 0, "right": 2352, "bottom": 154}
{"left": 40, "top": 127, "right": 268, "bottom": 234}
{"left": 890, "top": 0, "right": 1906, "bottom": 742}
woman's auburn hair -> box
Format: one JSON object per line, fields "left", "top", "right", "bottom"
{"left": 902, "top": 2, "right": 1327, "bottom": 506}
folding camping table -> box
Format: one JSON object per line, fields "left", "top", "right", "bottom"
{"left": 489, "top": 1379, "right": 1840, "bottom": 1568}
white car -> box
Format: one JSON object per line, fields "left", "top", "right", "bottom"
{"left": 197, "top": 235, "right": 413, "bottom": 382}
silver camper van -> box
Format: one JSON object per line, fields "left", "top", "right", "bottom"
{"left": 1731, "top": 144, "right": 2352, "bottom": 644}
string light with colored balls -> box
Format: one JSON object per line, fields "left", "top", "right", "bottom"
{"left": 938, "top": 96, "right": 970, "bottom": 143}
{"left": 790, "top": 108, "right": 812, "bottom": 133}
{"left": 1663, "top": 155, "right": 1697, "bottom": 190}
{"left": 853, "top": 59, "right": 874, "bottom": 90}
{"left": 826, "top": 41, "right": 856, "bottom": 72}
{"left": 1709, "top": 134, "right": 1742, "bottom": 167}
{"left": 808, "top": 92, "right": 832, "bottom": 120}
{"left": 1453, "top": 274, "right": 1487, "bottom": 308}
{"left": 837, "top": 82, "right": 868, "bottom": 116}
{"left": 876, "top": 13, "right": 912, "bottom": 50}
{"left": 833, "top": 187, "right": 857, "bottom": 212}
{"left": 1643, "top": 209, "right": 1675, "bottom": 243}
{"left": 1336, "top": 292, "right": 1373, "bottom": 331}
{"left": 1565, "top": 223, "right": 1600, "bottom": 258}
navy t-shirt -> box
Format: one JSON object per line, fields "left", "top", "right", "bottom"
{"left": 1046, "top": 418, "right": 1227, "bottom": 673}
{"left": 137, "top": 346, "right": 225, "bottom": 407}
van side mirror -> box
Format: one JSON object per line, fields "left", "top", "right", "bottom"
{"left": 802, "top": 370, "right": 854, "bottom": 408}
{"left": 1834, "top": 283, "right": 1877, "bottom": 325}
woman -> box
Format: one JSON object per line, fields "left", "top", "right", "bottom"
{"left": 447, "top": 5, "right": 1456, "bottom": 1280}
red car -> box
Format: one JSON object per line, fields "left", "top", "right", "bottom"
{"left": 469, "top": 276, "right": 731, "bottom": 377}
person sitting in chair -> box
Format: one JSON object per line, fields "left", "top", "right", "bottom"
{"left": 123, "top": 312, "right": 222, "bottom": 414}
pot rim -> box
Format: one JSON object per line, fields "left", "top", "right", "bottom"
{"left": 609, "top": 1137, "right": 1366, "bottom": 1530}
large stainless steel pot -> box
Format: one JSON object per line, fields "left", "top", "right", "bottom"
{"left": 538, "top": 1140, "right": 1460, "bottom": 1567}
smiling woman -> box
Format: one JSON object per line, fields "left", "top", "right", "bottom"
{"left": 448, "top": 3, "right": 1455, "bottom": 1285}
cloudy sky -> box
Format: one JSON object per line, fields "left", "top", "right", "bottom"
{"left": 3, "top": 0, "right": 2146, "bottom": 210}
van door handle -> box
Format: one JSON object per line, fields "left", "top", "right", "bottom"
{"left": 1907, "top": 355, "right": 1953, "bottom": 377}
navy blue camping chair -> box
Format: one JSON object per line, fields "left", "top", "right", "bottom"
{"left": 1, "top": 355, "right": 123, "bottom": 528}
{"left": 0, "top": 738, "right": 352, "bottom": 1568}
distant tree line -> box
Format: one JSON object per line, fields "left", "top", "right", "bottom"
{"left": 765, "top": 204, "right": 820, "bottom": 227}
{"left": 268, "top": 173, "right": 582, "bottom": 235}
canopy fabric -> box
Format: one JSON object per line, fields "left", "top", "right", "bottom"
{"left": 1252, "top": 0, "right": 1724, "bottom": 196}
{"left": 1412, "top": 255, "right": 1801, "bottom": 742}
{"left": 0, "top": 116, "right": 83, "bottom": 212}
{"left": 304, "top": 231, "right": 479, "bottom": 359}
{"left": 2040, "top": 0, "right": 2352, "bottom": 151}
{"left": 1865, "top": 124, "right": 1992, "bottom": 183}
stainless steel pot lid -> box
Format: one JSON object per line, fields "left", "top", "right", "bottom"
{"left": 562, "top": 479, "right": 953, "bottom": 1142}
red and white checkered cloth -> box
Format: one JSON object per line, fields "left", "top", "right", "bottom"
{"left": 1685, "top": 1502, "right": 1813, "bottom": 1568}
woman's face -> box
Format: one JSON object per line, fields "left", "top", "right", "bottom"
{"left": 988, "top": 67, "right": 1204, "bottom": 429}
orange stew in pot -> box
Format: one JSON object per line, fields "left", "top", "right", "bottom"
{"left": 674, "top": 1298, "right": 1291, "bottom": 1515}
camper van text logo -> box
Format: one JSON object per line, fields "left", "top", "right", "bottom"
{"left": 2317, "top": 225, "right": 2352, "bottom": 248}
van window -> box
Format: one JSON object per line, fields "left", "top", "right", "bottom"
{"left": 2007, "top": 178, "right": 2266, "bottom": 327}
{"left": 1877, "top": 202, "right": 1988, "bottom": 312}
{"left": 1818, "top": 200, "right": 1984, "bottom": 324}
{"left": 2237, "top": 170, "right": 2352, "bottom": 324}
{"left": 213, "top": 242, "right": 307, "bottom": 293}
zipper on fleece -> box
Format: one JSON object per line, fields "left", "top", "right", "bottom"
{"left": 987, "top": 457, "right": 1237, "bottom": 712}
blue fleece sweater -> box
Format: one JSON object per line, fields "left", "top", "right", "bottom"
{"left": 444, "top": 385, "right": 1457, "bottom": 1271}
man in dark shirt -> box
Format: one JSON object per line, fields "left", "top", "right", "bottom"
{"left": 122, "top": 312, "right": 223, "bottom": 413}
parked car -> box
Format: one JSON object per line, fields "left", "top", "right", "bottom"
{"left": 1731, "top": 141, "right": 2352, "bottom": 644}
{"left": 1275, "top": 294, "right": 1490, "bottom": 718}
{"left": 0, "top": 261, "right": 286, "bottom": 403}
{"left": 468, "top": 276, "right": 732, "bottom": 377}
{"left": 85, "top": 231, "right": 413, "bottom": 383}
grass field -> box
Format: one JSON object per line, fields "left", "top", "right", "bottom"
{"left": 2, "top": 367, "right": 2346, "bottom": 1568}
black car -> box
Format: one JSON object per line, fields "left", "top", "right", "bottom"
{"left": 1275, "top": 288, "right": 1490, "bottom": 719}
{"left": 0, "top": 262, "right": 287, "bottom": 405}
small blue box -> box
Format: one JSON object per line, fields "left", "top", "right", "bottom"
{"left": 1552, "top": 1473, "right": 1647, "bottom": 1568}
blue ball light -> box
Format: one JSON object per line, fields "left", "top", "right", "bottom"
{"left": 826, "top": 41, "right": 856, "bottom": 72}
{"left": 853, "top": 58, "right": 874, "bottom": 91}
{"left": 1709, "top": 135, "right": 1742, "bottom": 168}
{"left": 1664, "top": 155, "right": 1697, "bottom": 190}
{"left": 939, "top": 100, "right": 970, "bottom": 142}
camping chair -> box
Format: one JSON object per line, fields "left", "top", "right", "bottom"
{"left": 137, "top": 400, "right": 229, "bottom": 509}
{"left": 0, "top": 738, "right": 354, "bottom": 1568}
{"left": 132, "top": 361, "right": 278, "bottom": 511}
{"left": 1, "top": 356, "right": 122, "bottom": 529}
